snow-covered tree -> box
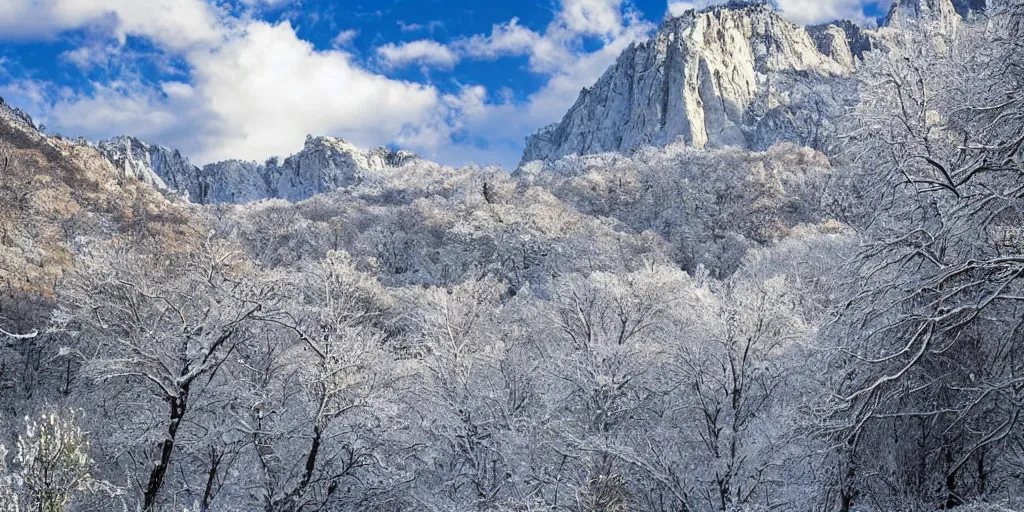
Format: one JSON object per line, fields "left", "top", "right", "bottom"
{"left": 57, "top": 239, "right": 277, "bottom": 509}
{"left": 9, "top": 412, "right": 118, "bottom": 511}
{"left": 824, "top": 5, "right": 1024, "bottom": 508}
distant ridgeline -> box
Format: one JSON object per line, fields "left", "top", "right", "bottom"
{"left": 95, "top": 135, "right": 419, "bottom": 205}
{"left": 7, "top": 0, "right": 986, "bottom": 206}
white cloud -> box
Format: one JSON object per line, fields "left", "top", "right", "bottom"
{"left": 48, "top": 80, "right": 201, "bottom": 142}
{"left": 449, "top": 0, "right": 650, "bottom": 75}
{"left": 180, "top": 21, "right": 447, "bottom": 163}
{"left": 376, "top": 40, "right": 460, "bottom": 70}
{"left": 60, "top": 44, "right": 116, "bottom": 71}
{"left": 23, "top": 19, "right": 452, "bottom": 165}
{"left": 2, "top": 0, "right": 659, "bottom": 169}
{"left": 774, "top": 0, "right": 879, "bottom": 24}
{"left": 0, "top": 0, "right": 223, "bottom": 50}
{"left": 331, "top": 29, "right": 358, "bottom": 49}
{"left": 397, "top": 20, "right": 445, "bottom": 34}
{"left": 557, "top": 0, "right": 627, "bottom": 37}
{"left": 455, "top": 18, "right": 541, "bottom": 60}
{"left": 398, "top": 21, "right": 424, "bottom": 32}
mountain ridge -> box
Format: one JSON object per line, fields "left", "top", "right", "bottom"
{"left": 10, "top": 0, "right": 983, "bottom": 206}
{"left": 519, "top": 0, "right": 978, "bottom": 166}
{"left": 96, "top": 134, "right": 420, "bottom": 204}
{"left": 519, "top": 1, "right": 865, "bottom": 165}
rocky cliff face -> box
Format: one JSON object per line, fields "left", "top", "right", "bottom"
{"left": 97, "top": 136, "right": 191, "bottom": 194}
{"left": 263, "top": 136, "right": 417, "bottom": 203}
{"left": 96, "top": 135, "right": 419, "bottom": 204}
{"left": 886, "top": 0, "right": 987, "bottom": 24}
{"left": 0, "top": 97, "right": 39, "bottom": 135}
{"left": 520, "top": 2, "right": 866, "bottom": 165}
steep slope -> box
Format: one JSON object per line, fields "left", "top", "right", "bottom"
{"left": 0, "top": 99, "right": 194, "bottom": 301}
{"left": 97, "top": 136, "right": 193, "bottom": 194}
{"left": 885, "top": 0, "right": 987, "bottom": 24}
{"left": 520, "top": 2, "right": 866, "bottom": 164}
{"left": 263, "top": 135, "right": 417, "bottom": 203}
{"left": 97, "top": 135, "right": 419, "bottom": 204}
{"left": 0, "top": 97, "right": 38, "bottom": 134}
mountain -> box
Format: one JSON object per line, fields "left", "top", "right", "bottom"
{"left": 69, "top": 0, "right": 982, "bottom": 203}
{"left": 520, "top": 0, "right": 983, "bottom": 166}
{"left": 96, "top": 135, "right": 419, "bottom": 204}
{"left": 0, "top": 97, "right": 38, "bottom": 135}
{"left": 0, "top": 97, "right": 195, "bottom": 300}
{"left": 885, "top": 0, "right": 988, "bottom": 24}
{"left": 520, "top": 2, "right": 867, "bottom": 165}
{"left": 96, "top": 136, "right": 186, "bottom": 193}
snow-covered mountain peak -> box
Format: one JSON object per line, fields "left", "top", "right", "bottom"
{"left": 885, "top": 0, "right": 987, "bottom": 25}
{"left": 0, "top": 97, "right": 38, "bottom": 135}
{"left": 94, "top": 134, "right": 421, "bottom": 204}
{"left": 520, "top": 2, "right": 865, "bottom": 165}
{"left": 96, "top": 135, "right": 197, "bottom": 194}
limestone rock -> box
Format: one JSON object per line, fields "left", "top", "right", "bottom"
{"left": 97, "top": 136, "right": 191, "bottom": 195}
{"left": 885, "top": 0, "right": 987, "bottom": 25}
{"left": 520, "top": 2, "right": 865, "bottom": 165}
{"left": 0, "top": 97, "right": 38, "bottom": 135}
{"left": 97, "top": 134, "right": 420, "bottom": 204}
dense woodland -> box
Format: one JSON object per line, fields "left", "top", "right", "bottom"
{"left": 1, "top": 3, "right": 1023, "bottom": 511}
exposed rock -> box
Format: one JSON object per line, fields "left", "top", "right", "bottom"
{"left": 885, "top": 0, "right": 987, "bottom": 25}
{"left": 97, "top": 136, "right": 190, "bottom": 194}
{"left": 0, "top": 97, "right": 40, "bottom": 136}
{"left": 808, "top": 20, "right": 874, "bottom": 66}
{"left": 199, "top": 159, "right": 269, "bottom": 204}
{"left": 520, "top": 2, "right": 864, "bottom": 165}
{"left": 266, "top": 136, "right": 390, "bottom": 202}
{"left": 96, "top": 134, "right": 420, "bottom": 204}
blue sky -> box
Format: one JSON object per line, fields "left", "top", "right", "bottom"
{"left": 0, "top": 0, "right": 891, "bottom": 169}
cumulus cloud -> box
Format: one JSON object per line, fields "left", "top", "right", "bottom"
{"left": 185, "top": 21, "right": 447, "bottom": 163}
{"left": 9, "top": 21, "right": 456, "bottom": 165}
{"left": 773, "top": 0, "right": 881, "bottom": 25}
{"left": 0, "top": 0, "right": 222, "bottom": 50}
{"left": 455, "top": 18, "right": 541, "bottom": 60}
{"left": 0, "top": 0, "right": 657, "bottom": 169}
{"left": 557, "top": 0, "right": 629, "bottom": 37}
{"left": 0, "top": 0, "right": 462, "bottom": 165}
{"left": 376, "top": 40, "right": 460, "bottom": 70}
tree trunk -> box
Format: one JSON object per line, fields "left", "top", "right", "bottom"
{"left": 201, "top": 446, "right": 222, "bottom": 511}
{"left": 143, "top": 387, "right": 189, "bottom": 510}
{"left": 275, "top": 423, "right": 323, "bottom": 512}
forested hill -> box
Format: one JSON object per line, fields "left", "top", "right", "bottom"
{"left": 1, "top": 1, "right": 1023, "bottom": 511}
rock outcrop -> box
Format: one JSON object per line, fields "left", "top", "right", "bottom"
{"left": 97, "top": 136, "right": 189, "bottom": 194}
{"left": 885, "top": 0, "right": 987, "bottom": 24}
{"left": 0, "top": 97, "right": 39, "bottom": 135}
{"left": 520, "top": 2, "right": 867, "bottom": 165}
{"left": 96, "top": 135, "right": 419, "bottom": 204}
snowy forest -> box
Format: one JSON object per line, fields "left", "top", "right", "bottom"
{"left": 1, "top": 2, "right": 1023, "bottom": 511}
